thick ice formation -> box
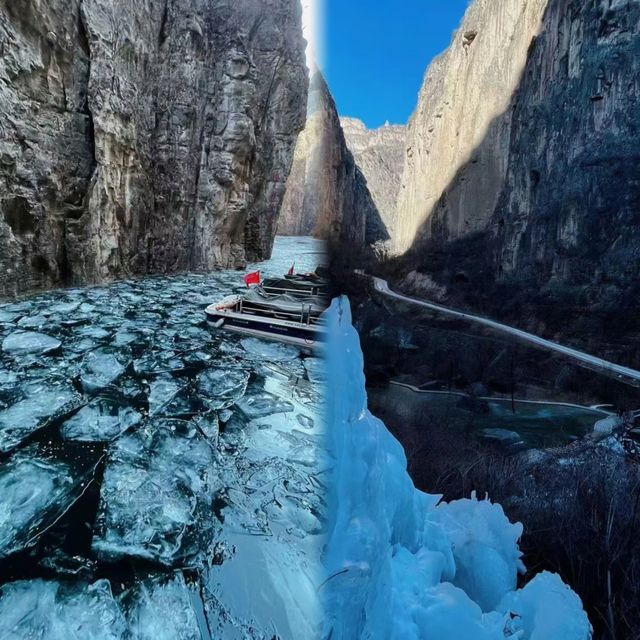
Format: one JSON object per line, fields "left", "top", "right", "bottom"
{"left": 92, "top": 419, "right": 217, "bottom": 567}
{"left": 323, "top": 297, "right": 592, "bottom": 640}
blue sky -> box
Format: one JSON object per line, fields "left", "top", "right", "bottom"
{"left": 324, "top": 0, "right": 470, "bottom": 129}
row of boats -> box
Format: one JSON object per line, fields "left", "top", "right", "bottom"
{"left": 205, "top": 267, "right": 329, "bottom": 350}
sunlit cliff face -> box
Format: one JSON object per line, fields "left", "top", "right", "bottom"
{"left": 393, "top": 0, "right": 549, "bottom": 254}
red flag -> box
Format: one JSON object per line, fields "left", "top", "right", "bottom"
{"left": 287, "top": 263, "right": 295, "bottom": 276}
{"left": 243, "top": 270, "right": 260, "bottom": 287}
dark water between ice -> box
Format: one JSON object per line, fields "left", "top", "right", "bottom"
{"left": 0, "top": 236, "right": 327, "bottom": 639}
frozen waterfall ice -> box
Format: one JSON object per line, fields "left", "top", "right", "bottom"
{"left": 322, "top": 296, "right": 592, "bottom": 640}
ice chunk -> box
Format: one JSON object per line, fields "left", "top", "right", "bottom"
{"left": 193, "top": 412, "right": 219, "bottom": 444}
{"left": 49, "top": 300, "right": 81, "bottom": 315}
{"left": 240, "top": 337, "right": 301, "bottom": 362}
{"left": 147, "top": 376, "right": 189, "bottom": 416}
{"left": 303, "top": 357, "right": 326, "bottom": 385}
{"left": 81, "top": 348, "right": 129, "bottom": 393}
{"left": 121, "top": 573, "right": 202, "bottom": 640}
{"left": 0, "top": 309, "right": 21, "bottom": 323}
{"left": 235, "top": 386, "right": 294, "bottom": 420}
{"left": 0, "top": 579, "right": 127, "bottom": 640}
{"left": 196, "top": 367, "right": 250, "bottom": 410}
{"left": 498, "top": 571, "right": 592, "bottom": 639}
{"left": 322, "top": 297, "right": 590, "bottom": 640}
{"left": 0, "top": 447, "right": 87, "bottom": 558}
{"left": 92, "top": 419, "right": 217, "bottom": 567}
{"left": 2, "top": 331, "right": 61, "bottom": 355}
{"left": 60, "top": 400, "right": 142, "bottom": 442}
{"left": 429, "top": 494, "right": 525, "bottom": 611}
{"left": 0, "top": 384, "right": 82, "bottom": 453}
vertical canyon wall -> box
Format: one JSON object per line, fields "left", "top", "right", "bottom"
{"left": 394, "top": 0, "right": 549, "bottom": 254}
{"left": 394, "top": 0, "right": 640, "bottom": 357}
{"left": 0, "top": 0, "right": 308, "bottom": 296}
{"left": 279, "top": 72, "right": 388, "bottom": 249}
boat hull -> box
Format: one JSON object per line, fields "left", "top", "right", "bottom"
{"left": 205, "top": 306, "right": 324, "bottom": 350}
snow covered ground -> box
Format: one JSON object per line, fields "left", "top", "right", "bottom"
{"left": 322, "top": 296, "right": 592, "bottom": 640}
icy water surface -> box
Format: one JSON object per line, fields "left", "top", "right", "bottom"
{"left": 0, "top": 237, "right": 328, "bottom": 639}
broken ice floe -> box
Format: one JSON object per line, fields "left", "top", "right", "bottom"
{"left": 0, "top": 444, "right": 100, "bottom": 559}
{"left": 92, "top": 419, "right": 217, "bottom": 567}
{"left": 0, "top": 383, "right": 82, "bottom": 453}
{"left": 2, "top": 331, "right": 61, "bottom": 355}
{"left": 0, "top": 579, "right": 127, "bottom": 640}
{"left": 196, "top": 367, "right": 250, "bottom": 410}
{"left": 120, "top": 573, "right": 202, "bottom": 640}
{"left": 235, "top": 385, "right": 295, "bottom": 420}
{"left": 240, "top": 337, "right": 300, "bottom": 362}
{"left": 0, "top": 574, "right": 204, "bottom": 640}
{"left": 81, "top": 348, "right": 130, "bottom": 393}
{"left": 60, "top": 399, "right": 142, "bottom": 442}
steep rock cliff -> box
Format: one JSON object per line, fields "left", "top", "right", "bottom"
{"left": 340, "top": 117, "right": 405, "bottom": 236}
{"left": 279, "top": 72, "right": 388, "bottom": 248}
{"left": 0, "top": 0, "right": 307, "bottom": 296}
{"left": 395, "top": 0, "right": 640, "bottom": 363}
{"left": 394, "top": 0, "right": 549, "bottom": 253}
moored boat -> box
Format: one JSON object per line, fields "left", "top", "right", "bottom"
{"left": 205, "top": 270, "right": 329, "bottom": 350}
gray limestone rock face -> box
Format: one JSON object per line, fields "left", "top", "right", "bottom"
{"left": 0, "top": 0, "right": 307, "bottom": 296}
{"left": 340, "top": 117, "right": 406, "bottom": 237}
{"left": 279, "top": 72, "right": 388, "bottom": 250}
{"left": 393, "top": 0, "right": 640, "bottom": 364}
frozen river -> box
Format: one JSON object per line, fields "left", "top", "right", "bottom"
{"left": 0, "top": 237, "right": 327, "bottom": 639}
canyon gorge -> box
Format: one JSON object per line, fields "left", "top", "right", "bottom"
{"left": 359, "top": 0, "right": 640, "bottom": 364}
{"left": 0, "top": 0, "right": 308, "bottom": 297}
{"left": 278, "top": 72, "right": 388, "bottom": 250}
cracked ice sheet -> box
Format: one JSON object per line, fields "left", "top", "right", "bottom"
{"left": 207, "top": 371, "right": 327, "bottom": 639}
{"left": 0, "top": 444, "right": 101, "bottom": 558}
{"left": 92, "top": 418, "right": 217, "bottom": 567}
{"left": 0, "top": 574, "right": 205, "bottom": 640}
{"left": 0, "top": 382, "right": 83, "bottom": 453}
